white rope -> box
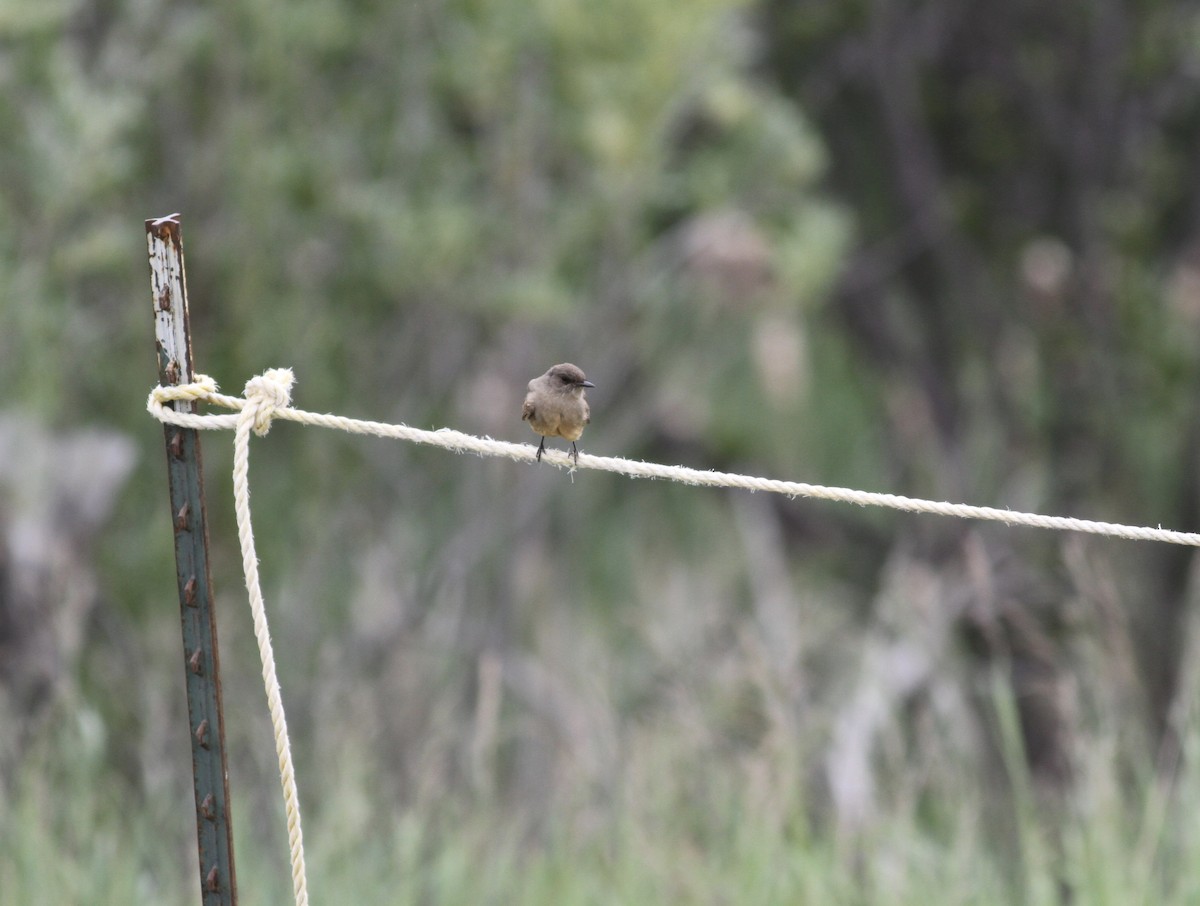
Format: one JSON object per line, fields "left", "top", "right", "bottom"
{"left": 149, "top": 368, "right": 1200, "bottom": 548}
{"left": 147, "top": 367, "right": 1200, "bottom": 904}
{"left": 209, "top": 369, "right": 308, "bottom": 905}
{"left": 147, "top": 367, "right": 1200, "bottom": 906}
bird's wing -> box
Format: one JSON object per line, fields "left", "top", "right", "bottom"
{"left": 521, "top": 397, "right": 536, "bottom": 422}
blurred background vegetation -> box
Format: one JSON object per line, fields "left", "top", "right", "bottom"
{"left": 4, "top": 0, "right": 1200, "bottom": 901}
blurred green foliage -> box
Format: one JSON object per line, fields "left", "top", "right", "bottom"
{"left": 5, "top": 0, "right": 1200, "bottom": 901}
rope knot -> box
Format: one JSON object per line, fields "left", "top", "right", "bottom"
{"left": 243, "top": 368, "right": 295, "bottom": 436}
{"left": 150, "top": 374, "right": 219, "bottom": 405}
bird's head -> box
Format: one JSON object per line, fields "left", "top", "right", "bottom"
{"left": 545, "top": 363, "right": 595, "bottom": 394}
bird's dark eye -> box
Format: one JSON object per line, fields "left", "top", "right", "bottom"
{"left": 560, "top": 375, "right": 571, "bottom": 384}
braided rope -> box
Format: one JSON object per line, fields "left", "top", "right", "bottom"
{"left": 147, "top": 367, "right": 1200, "bottom": 905}
{"left": 150, "top": 370, "right": 1200, "bottom": 548}
{"left": 158, "top": 369, "right": 309, "bottom": 905}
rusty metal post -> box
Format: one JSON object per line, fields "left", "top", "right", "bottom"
{"left": 146, "top": 214, "right": 238, "bottom": 905}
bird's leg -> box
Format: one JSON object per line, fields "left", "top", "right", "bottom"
{"left": 536, "top": 436, "right": 546, "bottom": 463}
{"left": 570, "top": 441, "right": 579, "bottom": 466}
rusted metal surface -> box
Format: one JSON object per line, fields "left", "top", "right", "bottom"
{"left": 147, "top": 214, "right": 238, "bottom": 906}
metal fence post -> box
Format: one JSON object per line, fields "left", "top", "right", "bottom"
{"left": 146, "top": 214, "right": 238, "bottom": 905}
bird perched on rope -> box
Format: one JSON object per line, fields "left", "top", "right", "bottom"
{"left": 522, "top": 363, "right": 594, "bottom": 465}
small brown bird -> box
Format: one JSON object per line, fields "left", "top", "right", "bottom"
{"left": 522, "top": 363, "right": 594, "bottom": 465}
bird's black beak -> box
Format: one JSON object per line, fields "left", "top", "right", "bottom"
{"left": 581, "top": 380, "right": 596, "bottom": 388}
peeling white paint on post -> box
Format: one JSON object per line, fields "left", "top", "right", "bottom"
{"left": 148, "top": 213, "right": 195, "bottom": 393}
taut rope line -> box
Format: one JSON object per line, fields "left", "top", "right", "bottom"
{"left": 150, "top": 368, "right": 1200, "bottom": 548}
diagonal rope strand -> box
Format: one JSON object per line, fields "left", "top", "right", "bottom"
{"left": 150, "top": 370, "right": 1200, "bottom": 548}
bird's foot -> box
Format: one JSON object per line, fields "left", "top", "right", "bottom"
{"left": 536, "top": 437, "right": 546, "bottom": 463}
